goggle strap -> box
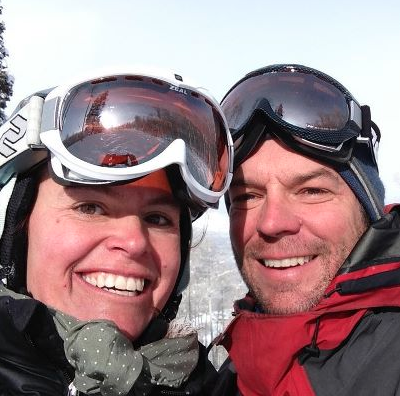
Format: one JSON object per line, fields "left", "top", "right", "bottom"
{"left": 350, "top": 101, "right": 362, "bottom": 129}
{"left": 361, "top": 105, "right": 381, "bottom": 143}
{"left": 360, "top": 105, "right": 380, "bottom": 167}
{"left": 361, "top": 106, "right": 372, "bottom": 139}
{"left": 349, "top": 159, "right": 382, "bottom": 220}
{"left": 41, "top": 97, "right": 60, "bottom": 132}
{"left": 0, "top": 175, "right": 17, "bottom": 240}
{"left": 26, "top": 96, "right": 45, "bottom": 146}
{"left": 371, "top": 120, "right": 381, "bottom": 141}
{"left": 233, "top": 121, "right": 267, "bottom": 168}
{"left": 370, "top": 121, "right": 380, "bottom": 167}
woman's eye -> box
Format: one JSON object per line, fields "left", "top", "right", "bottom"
{"left": 76, "top": 203, "right": 104, "bottom": 215}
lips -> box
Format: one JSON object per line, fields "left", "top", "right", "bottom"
{"left": 82, "top": 272, "right": 145, "bottom": 296}
{"left": 261, "top": 255, "right": 314, "bottom": 268}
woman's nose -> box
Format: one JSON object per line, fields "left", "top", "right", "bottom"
{"left": 105, "top": 216, "right": 149, "bottom": 258}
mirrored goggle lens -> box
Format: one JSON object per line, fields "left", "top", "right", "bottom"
{"left": 59, "top": 76, "right": 230, "bottom": 192}
{"left": 222, "top": 71, "right": 350, "bottom": 133}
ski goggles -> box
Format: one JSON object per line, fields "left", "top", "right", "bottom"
{"left": 0, "top": 72, "right": 233, "bottom": 209}
{"left": 221, "top": 64, "right": 379, "bottom": 168}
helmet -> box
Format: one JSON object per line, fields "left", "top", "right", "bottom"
{"left": 222, "top": 64, "right": 384, "bottom": 222}
{"left": 0, "top": 69, "right": 234, "bottom": 321}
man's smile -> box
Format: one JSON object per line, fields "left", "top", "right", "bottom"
{"left": 261, "top": 255, "right": 314, "bottom": 268}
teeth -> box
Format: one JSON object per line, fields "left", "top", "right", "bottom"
{"left": 97, "top": 273, "right": 105, "bottom": 288}
{"left": 127, "top": 277, "right": 136, "bottom": 291}
{"left": 103, "top": 288, "right": 138, "bottom": 297}
{"left": 105, "top": 274, "right": 115, "bottom": 288}
{"left": 115, "top": 275, "right": 126, "bottom": 290}
{"left": 262, "top": 255, "right": 313, "bottom": 268}
{"left": 82, "top": 272, "right": 145, "bottom": 293}
{"left": 136, "top": 279, "right": 144, "bottom": 291}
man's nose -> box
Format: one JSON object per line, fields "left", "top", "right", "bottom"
{"left": 256, "top": 193, "right": 302, "bottom": 239}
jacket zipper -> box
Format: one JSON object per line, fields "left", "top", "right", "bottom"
{"left": 25, "top": 333, "right": 77, "bottom": 395}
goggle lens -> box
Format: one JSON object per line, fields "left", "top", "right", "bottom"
{"left": 222, "top": 71, "right": 350, "bottom": 134}
{"left": 59, "top": 76, "right": 229, "bottom": 192}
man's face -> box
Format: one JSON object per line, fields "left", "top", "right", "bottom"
{"left": 27, "top": 170, "right": 181, "bottom": 340}
{"left": 228, "top": 139, "right": 368, "bottom": 314}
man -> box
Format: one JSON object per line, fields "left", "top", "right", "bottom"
{"left": 214, "top": 64, "right": 400, "bottom": 396}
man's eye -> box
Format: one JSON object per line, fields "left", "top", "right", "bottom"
{"left": 76, "top": 203, "right": 104, "bottom": 215}
{"left": 145, "top": 213, "right": 171, "bottom": 226}
{"left": 232, "top": 193, "right": 256, "bottom": 203}
{"left": 302, "top": 187, "right": 327, "bottom": 195}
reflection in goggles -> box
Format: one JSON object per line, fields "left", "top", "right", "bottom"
{"left": 222, "top": 71, "right": 350, "bottom": 134}
{"left": 101, "top": 153, "right": 140, "bottom": 167}
{"left": 221, "top": 64, "right": 379, "bottom": 170}
{"left": 59, "top": 76, "right": 229, "bottom": 192}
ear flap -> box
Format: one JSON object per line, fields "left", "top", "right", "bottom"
{"left": 0, "top": 173, "right": 40, "bottom": 293}
{"left": 159, "top": 206, "right": 191, "bottom": 323}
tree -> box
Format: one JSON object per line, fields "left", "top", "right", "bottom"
{"left": 178, "top": 220, "right": 247, "bottom": 368}
{"left": 0, "top": 3, "right": 13, "bottom": 125}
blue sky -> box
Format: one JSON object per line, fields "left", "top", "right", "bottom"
{"left": 2, "top": 0, "right": 400, "bottom": 204}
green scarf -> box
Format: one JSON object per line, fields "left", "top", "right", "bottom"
{"left": 0, "top": 284, "right": 199, "bottom": 395}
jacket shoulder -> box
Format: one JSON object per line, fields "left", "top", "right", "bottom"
{"left": 0, "top": 294, "right": 69, "bottom": 394}
{"left": 304, "top": 308, "right": 400, "bottom": 396}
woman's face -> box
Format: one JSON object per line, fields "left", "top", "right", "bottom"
{"left": 26, "top": 169, "right": 181, "bottom": 340}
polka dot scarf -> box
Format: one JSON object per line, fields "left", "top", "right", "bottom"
{"left": 0, "top": 284, "right": 199, "bottom": 395}
{"left": 55, "top": 312, "right": 199, "bottom": 395}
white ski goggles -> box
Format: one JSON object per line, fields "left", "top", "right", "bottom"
{"left": 0, "top": 72, "right": 233, "bottom": 209}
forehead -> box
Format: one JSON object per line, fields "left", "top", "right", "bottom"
{"left": 232, "top": 139, "right": 340, "bottom": 184}
{"left": 37, "top": 167, "right": 177, "bottom": 207}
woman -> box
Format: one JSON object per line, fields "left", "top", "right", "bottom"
{"left": 0, "top": 70, "right": 233, "bottom": 395}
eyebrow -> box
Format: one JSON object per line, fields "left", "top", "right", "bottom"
{"left": 144, "top": 194, "right": 181, "bottom": 208}
{"left": 64, "top": 185, "right": 180, "bottom": 208}
{"left": 289, "top": 168, "right": 340, "bottom": 185}
{"left": 231, "top": 168, "right": 340, "bottom": 189}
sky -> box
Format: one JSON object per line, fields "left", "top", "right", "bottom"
{"left": 2, "top": 0, "right": 400, "bottom": 213}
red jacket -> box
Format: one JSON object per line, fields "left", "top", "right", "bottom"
{"left": 216, "top": 206, "right": 400, "bottom": 396}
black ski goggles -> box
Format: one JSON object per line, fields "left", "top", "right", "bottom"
{"left": 221, "top": 64, "right": 380, "bottom": 168}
